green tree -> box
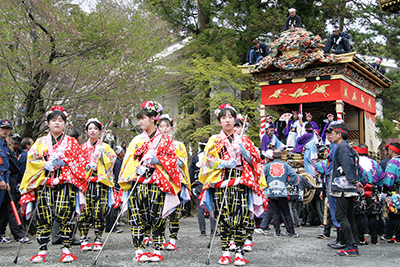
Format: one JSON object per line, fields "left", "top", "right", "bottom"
{"left": 375, "top": 116, "right": 400, "bottom": 141}
{"left": 0, "top": 0, "right": 171, "bottom": 139}
{"left": 376, "top": 70, "right": 400, "bottom": 120}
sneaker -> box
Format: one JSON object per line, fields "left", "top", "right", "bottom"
{"left": 274, "top": 233, "right": 281, "bottom": 237}
{"left": 335, "top": 245, "right": 359, "bottom": 256}
{"left": 17, "top": 237, "right": 32, "bottom": 244}
{"left": 317, "top": 234, "right": 330, "bottom": 239}
{"left": 283, "top": 232, "right": 290, "bottom": 236}
{"left": 291, "top": 233, "right": 299, "bottom": 238}
{"left": 387, "top": 238, "right": 399, "bottom": 244}
{"left": 218, "top": 256, "right": 232, "bottom": 265}
{"left": 305, "top": 223, "right": 311, "bottom": 227}
{"left": 0, "top": 237, "right": 11, "bottom": 244}
{"left": 229, "top": 241, "right": 236, "bottom": 251}
{"left": 134, "top": 252, "right": 151, "bottom": 262}
{"left": 254, "top": 228, "right": 264, "bottom": 234}
{"left": 112, "top": 228, "right": 124, "bottom": 233}
{"left": 233, "top": 257, "right": 249, "bottom": 266}
{"left": 380, "top": 236, "right": 391, "bottom": 241}
{"left": 92, "top": 242, "right": 103, "bottom": 251}
{"left": 318, "top": 224, "right": 324, "bottom": 228}
{"left": 148, "top": 253, "right": 164, "bottom": 262}
{"left": 2, "top": 235, "right": 12, "bottom": 242}
{"left": 359, "top": 238, "right": 368, "bottom": 245}
{"left": 263, "top": 229, "right": 270, "bottom": 235}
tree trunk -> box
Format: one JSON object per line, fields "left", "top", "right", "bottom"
{"left": 197, "top": 0, "right": 210, "bottom": 34}
{"left": 20, "top": 70, "right": 49, "bottom": 139}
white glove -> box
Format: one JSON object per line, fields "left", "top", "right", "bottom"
{"left": 44, "top": 162, "right": 54, "bottom": 172}
{"left": 336, "top": 37, "right": 342, "bottom": 45}
{"left": 298, "top": 114, "right": 303, "bottom": 119}
{"left": 379, "top": 193, "right": 387, "bottom": 202}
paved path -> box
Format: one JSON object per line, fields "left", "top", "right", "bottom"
{"left": 1, "top": 217, "right": 399, "bottom": 266}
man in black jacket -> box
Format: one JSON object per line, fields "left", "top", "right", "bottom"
{"left": 323, "top": 26, "right": 351, "bottom": 54}
{"left": 283, "top": 8, "right": 303, "bottom": 31}
{"left": 370, "top": 57, "right": 386, "bottom": 75}
{"left": 245, "top": 39, "right": 270, "bottom": 65}
{"left": 329, "top": 124, "right": 363, "bottom": 256}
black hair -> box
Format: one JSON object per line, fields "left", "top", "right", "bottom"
{"left": 305, "top": 123, "right": 313, "bottom": 133}
{"left": 85, "top": 121, "right": 102, "bottom": 131}
{"left": 67, "top": 129, "right": 80, "bottom": 140}
{"left": 390, "top": 142, "right": 400, "bottom": 150}
{"left": 136, "top": 108, "right": 159, "bottom": 121}
{"left": 267, "top": 125, "right": 275, "bottom": 129}
{"left": 234, "top": 119, "right": 244, "bottom": 128}
{"left": 159, "top": 118, "right": 174, "bottom": 127}
{"left": 358, "top": 143, "right": 368, "bottom": 156}
{"left": 331, "top": 123, "right": 350, "bottom": 140}
{"left": 20, "top": 137, "right": 32, "bottom": 150}
{"left": 199, "top": 137, "right": 209, "bottom": 151}
{"left": 273, "top": 150, "right": 282, "bottom": 159}
{"left": 217, "top": 108, "right": 237, "bottom": 122}
{"left": 47, "top": 110, "right": 67, "bottom": 123}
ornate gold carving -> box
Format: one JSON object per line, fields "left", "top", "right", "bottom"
{"left": 268, "top": 89, "right": 287, "bottom": 99}
{"left": 311, "top": 84, "right": 330, "bottom": 97}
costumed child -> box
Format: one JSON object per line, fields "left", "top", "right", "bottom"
{"left": 79, "top": 118, "right": 117, "bottom": 251}
{"left": 199, "top": 104, "right": 267, "bottom": 266}
{"left": 19, "top": 106, "right": 87, "bottom": 263}
{"left": 118, "top": 101, "right": 181, "bottom": 262}
{"left": 285, "top": 111, "right": 303, "bottom": 149}
{"left": 157, "top": 114, "right": 191, "bottom": 251}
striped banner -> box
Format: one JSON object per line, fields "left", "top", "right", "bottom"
{"left": 260, "top": 115, "right": 266, "bottom": 137}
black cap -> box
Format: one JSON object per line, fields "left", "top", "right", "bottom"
{"left": 0, "top": 119, "right": 13, "bottom": 129}
{"left": 305, "top": 123, "right": 313, "bottom": 129}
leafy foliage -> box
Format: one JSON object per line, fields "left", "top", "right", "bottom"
{"left": 0, "top": 0, "right": 172, "bottom": 140}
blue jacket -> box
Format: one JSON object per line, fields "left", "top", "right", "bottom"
{"left": 264, "top": 159, "right": 299, "bottom": 198}
{"left": 0, "top": 138, "right": 10, "bottom": 207}
{"left": 331, "top": 140, "right": 360, "bottom": 194}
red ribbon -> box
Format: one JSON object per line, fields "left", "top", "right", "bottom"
{"left": 389, "top": 145, "right": 400, "bottom": 154}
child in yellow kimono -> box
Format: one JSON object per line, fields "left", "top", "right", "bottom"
{"left": 79, "top": 118, "right": 117, "bottom": 251}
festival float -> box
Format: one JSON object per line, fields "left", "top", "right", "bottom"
{"left": 379, "top": 0, "right": 400, "bottom": 13}
{"left": 239, "top": 28, "right": 392, "bottom": 156}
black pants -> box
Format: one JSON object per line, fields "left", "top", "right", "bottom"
{"left": 269, "top": 197, "right": 295, "bottom": 235}
{"left": 385, "top": 213, "right": 400, "bottom": 239}
{"left": 0, "top": 198, "right": 24, "bottom": 240}
{"left": 335, "top": 194, "right": 358, "bottom": 246}
{"left": 105, "top": 206, "right": 120, "bottom": 232}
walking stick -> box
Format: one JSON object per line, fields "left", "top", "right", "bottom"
{"left": 13, "top": 120, "right": 71, "bottom": 264}
{"left": 92, "top": 130, "right": 166, "bottom": 266}
{"left": 206, "top": 115, "right": 248, "bottom": 265}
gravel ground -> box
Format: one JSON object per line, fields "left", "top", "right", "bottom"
{"left": 1, "top": 216, "right": 400, "bottom": 267}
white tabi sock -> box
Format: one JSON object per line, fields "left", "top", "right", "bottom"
{"left": 245, "top": 239, "right": 252, "bottom": 245}
{"left": 62, "top": 247, "right": 70, "bottom": 254}
{"left": 222, "top": 251, "right": 230, "bottom": 257}
{"left": 170, "top": 239, "right": 176, "bottom": 245}
{"left": 153, "top": 249, "right": 161, "bottom": 255}
{"left": 235, "top": 253, "right": 243, "bottom": 259}
{"left": 135, "top": 249, "right": 144, "bottom": 257}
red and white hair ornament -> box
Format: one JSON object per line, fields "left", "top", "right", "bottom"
{"left": 306, "top": 113, "right": 313, "bottom": 118}
{"left": 141, "top": 101, "right": 163, "bottom": 120}
{"left": 266, "top": 115, "right": 274, "bottom": 119}
{"left": 85, "top": 118, "right": 103, "bottom": 132}
{"left": 159, "top": 114, "right": 174, "bottom": 127}
{"left": 237, "top": 114, "right": 245, "bottom": 122}
{"left": 45, "top": 106, "right": 68, "bottom": 125}
{"left": 214, "top": 103, "right": 236, "bottom": 116}
{"left": 327, "top": 113, "right": 334, "bottom": 118}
